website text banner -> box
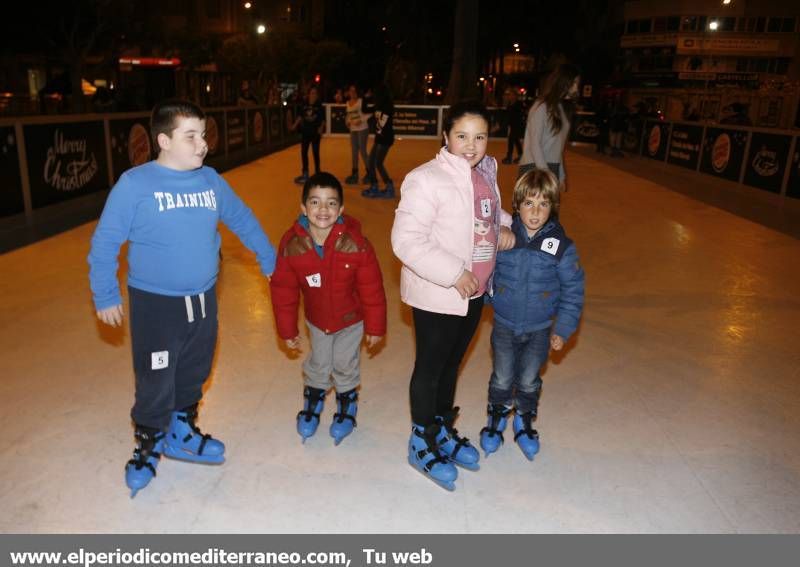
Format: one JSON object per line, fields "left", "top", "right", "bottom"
{"left": 2, "top": 535, "right": 799, "bottom": 567}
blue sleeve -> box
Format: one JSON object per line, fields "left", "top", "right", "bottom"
{"left": 216, "top": 175, "right": 276, "bottom": 276}
{"left": 553, "top": 243, "right": 585, "bottom": 340}
{"left": 87, "top": 175, "right": 135, "bottom": 310}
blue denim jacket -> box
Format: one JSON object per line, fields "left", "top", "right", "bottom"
{"left": 489, "top": 216, "right": 585, "bottom": 339}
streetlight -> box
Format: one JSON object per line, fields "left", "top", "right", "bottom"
{"left": 256, "top": 23, "right": 266, "bottom": 34}
{"left": 244, "top": 2, "right": 252, "bottom": 8}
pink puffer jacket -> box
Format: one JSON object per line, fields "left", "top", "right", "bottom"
{"left": 391, "top": 147, "right": 512, "bottom": 316}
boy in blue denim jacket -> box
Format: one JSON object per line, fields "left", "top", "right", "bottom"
{"left": 481, "top": 168, "right": 585, "bottom": 460}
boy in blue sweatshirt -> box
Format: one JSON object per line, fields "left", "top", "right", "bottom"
{"left": 481, "top": 168, "right": 584, "bottom": 461}
{"left": 88, "top": 99, "right": 276, "bottom": 497}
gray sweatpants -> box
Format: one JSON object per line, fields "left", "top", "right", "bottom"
{"left": 303, "top": 320, "right": 364, "bottom": 392}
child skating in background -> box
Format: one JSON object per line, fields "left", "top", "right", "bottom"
{"left": 292, "top": 85, "right": 325, "bottom": 185}
{"left": 344, "top": 85, "right": 370, "bottom": 185}
{"left": 88, "top": 99, "right": 276, "bottom": 497}
{"left": 270, "top": 172, "right": 386, "bottom": 445}
{"left": 391, "top": 101, "right": 515, "bottom": 490}
{"left": 480, "top": 168, "right": 584, "bottom": 460}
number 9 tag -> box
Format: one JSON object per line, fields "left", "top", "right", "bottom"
{"left": 540, "top": 237, "right": 560, "bottom": 255}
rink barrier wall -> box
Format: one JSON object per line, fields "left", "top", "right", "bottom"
{"left": 0, "top": 106, "right": 301, "bottom": 253}
{"left": 3, "top": 104, "right": 799, "bottom": 252}
{"left": 570, "top": 110, "right": 800, "bottom": 199}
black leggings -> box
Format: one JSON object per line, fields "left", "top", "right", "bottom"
{"left": 301, "top": 135, "right": 321, "bottom": 174}
{"left": 409, "top": 297, "right": 484, "bottom": 426}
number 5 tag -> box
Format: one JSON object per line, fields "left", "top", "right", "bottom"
{"left": 151, "top": 351, "right": 169, "bottom": 370}
{"left": 541, "top": 238, "right": 560, "bottom": 255}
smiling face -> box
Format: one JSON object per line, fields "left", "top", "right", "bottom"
{"left": 301, "top": 186, "right": 343, "bottom": 242}
{"left": 157, "top": 116, "right": 208, "bottom": 171}
{"left": 443, "top": 114, "right": 489, "bottom": 168}
{"left": 518, "top": 190, "right": 552, "bottom": 237}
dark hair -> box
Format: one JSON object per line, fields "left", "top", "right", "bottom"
{"left": 150, "top": 99, "right": 205, "bottom": 150}
{"left": 539, "top": 63, "right": 581, "bottom": 134}
{"left": 302, "top": 171, "right": 344, "bottom": 204}
{"left": 373, "top": 84, "right": 394, "bottom": 114}
{"left": 443, "top": 100, "right": 491, "bottom": 135}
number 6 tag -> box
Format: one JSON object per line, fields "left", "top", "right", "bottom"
{"left": 541, "top": 237, "right": 560, "bottom": 255}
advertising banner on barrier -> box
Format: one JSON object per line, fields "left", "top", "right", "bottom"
{"left": 667, "top": 123, "right": 703, "bottom": 169}
{"left": 699, "top": 127, "right": 748, "bottom": 181}
{"left": 247, "top": 107, "right": 267, "bottom": 149}
{"left": 642, "top": 120, "right": 670, "bottom": 161}
{"left": 788, "top": 138, "right": 800, "bottom": 199}
{"left": 267, "top": 106, "right": 283, "bottom": 148}
{"left": 23, "top": 121, "right": 109, "bottom": 209}
{"left": 394, "top": 106, "right": 439, "bottom": 137}
{"left": 204, "top": 111, "right": 226, "bottom": 170}
{"left": 329, "top": 104, "right": 348, "bottom": 134}
{"left": 109, "top": 117, "right": 152, "bottom": 181}
{"left": 226, "top": 109, "right": 246, "bottom": 153}
{"left": 0, "top": 126, "right": 24, "bottom": 218}
{"left": 742, "top": 132, "right": 792, "bottom": 194}
{"left": 571, "top": 112, "right": 600, "bottom": 143}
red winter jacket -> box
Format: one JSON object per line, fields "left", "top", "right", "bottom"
{"left": 270, "top": 214, "right": 387, "bottom": 340}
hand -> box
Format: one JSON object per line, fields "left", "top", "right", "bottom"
{"left": 497, "top": 226, "right": 516, "bottom": 251}
{"left": 285, "top": 336, "right": 301, "bottom": 350}
{"left": 550, "top": 334, "right": 565, "bottom": 351}
{"left": 97, "top": 304, "right": 124, "bottom": 327}
{"left": 364, "top": 334, "right": 382, "bottom": 348}
{"left": 453, "top": 269, "right": 479, "bottom": 299}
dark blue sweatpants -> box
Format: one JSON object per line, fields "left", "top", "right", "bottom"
{"left": 128, "top": 285, "right": 218, "bottom": 429}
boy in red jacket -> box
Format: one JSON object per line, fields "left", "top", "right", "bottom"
{"left": 270, "top": 172, "right": 387, "bottom": 445}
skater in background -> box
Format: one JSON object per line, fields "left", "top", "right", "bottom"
{"left": 344, "top": 84, "right": 370, "bottom": 185}
{"left": 519, "top": 63, "right": 581, "bottom": 188}
{"left": 361, "top": 84, "right": 396, "bottom": 199}
{"left": 270, "top": 172, "right": 386, "bottom": 445}
{"left": 480, "top": 168, "right": 584, "bottom": 461}
{"left": 502, "top": 88, "right": 525, "bottom": 164}
{"left": 391, "top": 100, "right": 515, "bottom": 490}
{"left": 88, "top": 99, "right": 276, "bottom": 497}
{"left": 292, "top": 85, "right": 325, "bottom": 184}
{"left": 608, "top": 100, "right": 629, "bottom": 157}
{"left": 594, "top": 99, "right": 611, "bottom": 155}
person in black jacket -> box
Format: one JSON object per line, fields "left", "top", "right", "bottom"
{"left": 502, "top": 89, "right": 525, "bottom": 164}
{"left": 361, "top": 84, "right": 396, "bottom": 199}
{"left": 292, "top": 86, "right": 325, "bottom": 184}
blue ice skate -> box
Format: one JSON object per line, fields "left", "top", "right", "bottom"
{"left": 513, "top": 412, "right": 540, "bottom": 461}
{"left": 435, "top": 407, "right": 480, "bottom": 470}
{"left": 297, "top": 386, "right": 326, "bottom": 443}
{"left": 329, "top": 389, "right": 358, "bottom": 445}
{"left": 408, "top": 423, "right": 458, "bottom": 491}
{"left": 125, "top": 426, "right": 165, "bottom": 498}
{"left": 163, "top": 404, "right": 225, "bottom": 464}
{"left": 479, "top": 404, "right": 512, "bottom": 457}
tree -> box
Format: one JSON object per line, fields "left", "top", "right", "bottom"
{"left": 445, "top": 0, "right": 480, "bottom": 104}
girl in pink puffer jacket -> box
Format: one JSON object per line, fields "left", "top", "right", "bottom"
{"left": 391, "top": 101, "right": 514, "bottom": 490}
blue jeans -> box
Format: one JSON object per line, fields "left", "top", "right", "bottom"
{"left": 488, "top": 323, "right": 548, "bottom": 415}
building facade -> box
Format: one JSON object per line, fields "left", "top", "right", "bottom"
{"left": 620, "top": 0, "right": 800, "bottom": 128}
